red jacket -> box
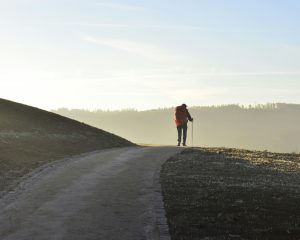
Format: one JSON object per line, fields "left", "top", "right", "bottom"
{"left": 174, "top": 105, "right": 192, "bottom": 127}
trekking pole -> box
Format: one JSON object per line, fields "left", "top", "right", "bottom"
{"left": 192, "top": 120, "right": 194, "bottom": 148}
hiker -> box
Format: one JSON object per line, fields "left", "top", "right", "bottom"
{"left": 174, "top": 104, "right": 193, "bottom": 146}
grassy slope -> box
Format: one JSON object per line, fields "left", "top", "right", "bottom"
{"left": 161, "top": 148, "right": 300, "bottom": 240}
{"left": 0, "top": 98, "right": 134, "bottom": 193}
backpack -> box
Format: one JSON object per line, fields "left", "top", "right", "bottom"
{"left": 174, "top": 106, "right": 188, "bottom": 126}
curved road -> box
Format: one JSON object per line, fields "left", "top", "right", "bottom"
{"left": 0, "top": 146, "right": 182, "bottom": 240}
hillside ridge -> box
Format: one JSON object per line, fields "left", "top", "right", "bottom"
{"left": 0, "top": 98, "right": 134, "bottom": 193}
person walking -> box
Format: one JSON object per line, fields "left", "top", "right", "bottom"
{"left": 174, "top": 104, "right": 193, "bottom": 146}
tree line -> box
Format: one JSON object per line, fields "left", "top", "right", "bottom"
{"left": 53, "top": 103, "right": 300, "bottom": 153}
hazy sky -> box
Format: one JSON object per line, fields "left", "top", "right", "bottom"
{"left": 1, "top": 0, "right": 300, "bottom": 110}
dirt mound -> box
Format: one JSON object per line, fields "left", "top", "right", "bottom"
{"left": 0, "top": 98, "right": 134, "bottom": 193}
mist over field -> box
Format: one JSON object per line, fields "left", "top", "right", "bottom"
{"left": 53, "top": 103, "right": 300, "bottom": 153}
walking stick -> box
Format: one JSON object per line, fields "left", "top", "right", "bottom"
{"left": 192, "top": 120, "right": 194, "bottom": 148}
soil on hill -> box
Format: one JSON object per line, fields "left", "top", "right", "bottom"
{"left": 0, "top": 98, "right": 134, "bottom": 194}
{"left": 161, "top": 147, "right": 300, "bottom": 240}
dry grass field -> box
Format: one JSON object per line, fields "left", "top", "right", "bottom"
{"left": 161, "top": 148, "right": 300, "bottom": 240}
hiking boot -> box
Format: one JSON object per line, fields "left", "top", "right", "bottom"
{"left": 183, "top": 143, "right": 187, "bottom": 146}
{"left": 177, "top": 142, "right": 180, "bottom": 146}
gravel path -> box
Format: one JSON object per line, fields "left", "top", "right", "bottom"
{"left": 0, "top": 146, "right": 181, "bottom": 240}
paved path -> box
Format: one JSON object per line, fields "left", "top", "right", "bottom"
{"left": 0, "top": 146, "right": 181, "bottom": 240}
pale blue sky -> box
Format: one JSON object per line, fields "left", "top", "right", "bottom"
{"left": 1, "top": 0, "right": 300, "bottom": 110}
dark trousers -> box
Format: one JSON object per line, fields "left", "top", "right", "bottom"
{"left": 177, "top": 123, "right": 187, "bottom": 144}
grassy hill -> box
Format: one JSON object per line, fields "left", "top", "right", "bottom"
{"left": 0, "top": 98, "right": 134, "bottom": 193}
{"left": 161, "top": 148, "right": 300, "bottom": 239}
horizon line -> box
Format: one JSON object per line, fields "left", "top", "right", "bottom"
{"left": 50, "top": 102, "right": 300, "bottom": 112}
